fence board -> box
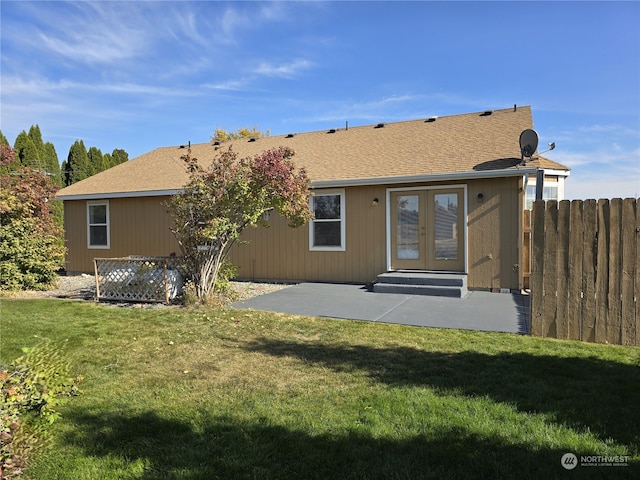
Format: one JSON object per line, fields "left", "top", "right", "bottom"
{"left": 531, "top": 201, "right": 546, "bottom": 336}
{"left": 581, "top": 200, "right": 597, "bottom": 342}
{"left": 594, "top": 200, "right": 610, "bottom": 343}
{"left": 567, "top": 200, "right": 583, "bottom": 340}
{"left": 637, "top": 201, "right": 640, "bottom": 346}
{"left": 633, "top": 202, "right": 640, "bottom": 345}
{"left": 555, "top": 200, "right": 570, "bottom": 338}
{"left": 543, "top": 200, "right": 559, "bottom": 338}
{"left": 607, "top": 199, "right": 623, "bottom": 344}
{"left": 621, "top": 198, "right": 637, "bottom": 345}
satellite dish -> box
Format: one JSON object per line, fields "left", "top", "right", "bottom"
{"left": 519, "top": 129, "right": 539, "bottom": 159}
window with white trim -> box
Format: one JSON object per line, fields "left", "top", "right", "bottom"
{"left": 309, "top": 189, "right": 345, "bottom": 251}
{"left": 525, "top": 178, "right": 559, "bottom": 210}
{"left": 87, "top": 201, "right": 110, "bottom": 248}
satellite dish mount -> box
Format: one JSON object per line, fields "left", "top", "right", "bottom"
{"left": 519, "top": 129, "right": 539, "bottom": 165}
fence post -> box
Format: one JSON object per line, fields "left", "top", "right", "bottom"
{"left": 531, "top": 200, "right": 546, "bottom": 336}
{"left": 94, "top": 259, "right": 101, "bottom": 302}
{"left": 163, "top": 260, "right": 170, "bottom": 305}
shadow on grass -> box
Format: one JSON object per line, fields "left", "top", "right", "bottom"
{"left": 60, "top": 408, "right": 617, "bottom": 480}
{"left": 243, "top": 339, "right": 640, "bottom": 450}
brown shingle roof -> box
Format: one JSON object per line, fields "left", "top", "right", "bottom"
{"left": 57, "top": 106, "right": 569, "bottom": 198}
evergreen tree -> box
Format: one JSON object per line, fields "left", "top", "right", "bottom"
{"left": 0, "top": 131, "right": 8, "bottom": 146}
{"left": 14, "top": 131, "right": 41, "bottom": 170}
{"left": 87, "top": 146, "right": 104, "bottom": 174}
{"left": 60, "top": 160, "right": 68, "bottom": 181}
{"left": 43, "top": 142, "right": 62, "bottom": 186}
{"left": 65, "top": 140, "right": 90, "bottom": 185}
{"left": 111, "top": 148, "right": 128, "bottom": 165}
{"left": 28, "top": 125, "right": 45, "bottom": 159}
{"left": 102, "top": 153, "right": 114, "bottom": 169}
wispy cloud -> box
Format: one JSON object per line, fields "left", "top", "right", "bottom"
{"left": 299, "top": 94, "right": 432, "bottom": 124}
{"left": 38, "top": 30, "right": 146, "bottom": 65}
{"left": 21, "top": 2, "right": 153, "bottom": 66}
{"left": 254, "top": 59, "right": 314, "bottom": 78}
{"left": 2, "top": 75, "right": 197, "bottom": 98}
{"left": 202, "top": 78, "right": 252, "bottom": 91}
{"left": 211, "top": 2, "right": 289, "bottom": 46}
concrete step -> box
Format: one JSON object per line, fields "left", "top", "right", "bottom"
{"left": 377, "top": 271, "right": 466, "bottom": 287}
{"left": 373, "top": 271, "right": 468, "bottom": 298}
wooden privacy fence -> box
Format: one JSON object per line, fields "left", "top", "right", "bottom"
{"left": 530, "top": 198, "right": 639, "bottom": 345}
{"left": 94, "top": 256, "right": 187, "bottom": 304}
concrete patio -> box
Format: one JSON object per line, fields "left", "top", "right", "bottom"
{"left": 232, "top": 283, "right": 530, "bottom": 334}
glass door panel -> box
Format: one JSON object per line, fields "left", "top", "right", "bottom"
{"left": 428, "top": 189, "right": 465, "bottom": 271}
{"left": 433, "top": 193, "right": 459, "bottom": 260}
{"left": 390, "top": 192, "right": 426, "bottom": 269}
{"left": 397, "top": 195, "right": 420, "bottom": 259}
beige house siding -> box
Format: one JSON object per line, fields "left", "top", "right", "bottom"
{"left": 64, "top": 196, "right": 180, "bottom": 273}
{"left": 232, "top": 179, "right": 521, "bottom": 289}
{"left": 466, "top": 177, "right": 521, "bottom": 290}
{"left": 230, "top": 185, "right": 388, "bottom": 284}
{"left": 63, "top": 180, "right": 522, "bottom": 290}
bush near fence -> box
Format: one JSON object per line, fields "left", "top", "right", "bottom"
{"left": 530, "top": 198, "right": 639, "bottom": 345}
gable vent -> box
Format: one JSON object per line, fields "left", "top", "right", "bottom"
{"left": 374, "top": 123, "right": 385, "bottom": 129}
{"left": 479, "top": 110, "right": 493, "bottom": 116}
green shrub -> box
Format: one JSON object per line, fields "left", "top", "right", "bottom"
{"left": 0, "top": 217, "right": 65, "bottom": 291}
{"left": 181, "top": 261, "right": 239, "bottom": 307}
{"left": 1, "top": 342, "right": 80, "bottom": 479}
{"left": 0, "top": 165, "right": 66, "bottom": 291}
{"left": 214, "top": 261, "right": 238, "bottom": 296}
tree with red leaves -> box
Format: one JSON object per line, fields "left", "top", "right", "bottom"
{"left": 169, "top": 146, "right": 311, "bottom": 300}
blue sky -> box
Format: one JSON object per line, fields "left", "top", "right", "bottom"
{"left": 1, "top": 1, "right": 638, "bottom": 199}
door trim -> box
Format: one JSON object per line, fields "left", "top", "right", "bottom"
{"left": 386, "top": 184, "right": 467, "bottom": 273}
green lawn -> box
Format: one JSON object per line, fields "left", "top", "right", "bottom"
{"left": 1, "top": 298, "right": 639, "bottom": 479}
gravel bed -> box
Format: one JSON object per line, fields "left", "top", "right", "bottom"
{"left": 1, "top": 274, "right": 290, "bottom": 307}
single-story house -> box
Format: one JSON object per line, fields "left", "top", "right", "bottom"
{"left": 56, "top": 105, "right": 569, "bottom": 291}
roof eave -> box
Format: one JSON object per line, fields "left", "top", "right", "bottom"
{"left": 56, "top": 167, "right": 570, "bottom": 200}
{"left": 310, "top": 167, "right": 544, "bottom": 189}
{"left": 56, "top": 189, "right": 183, "bottom": 201}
